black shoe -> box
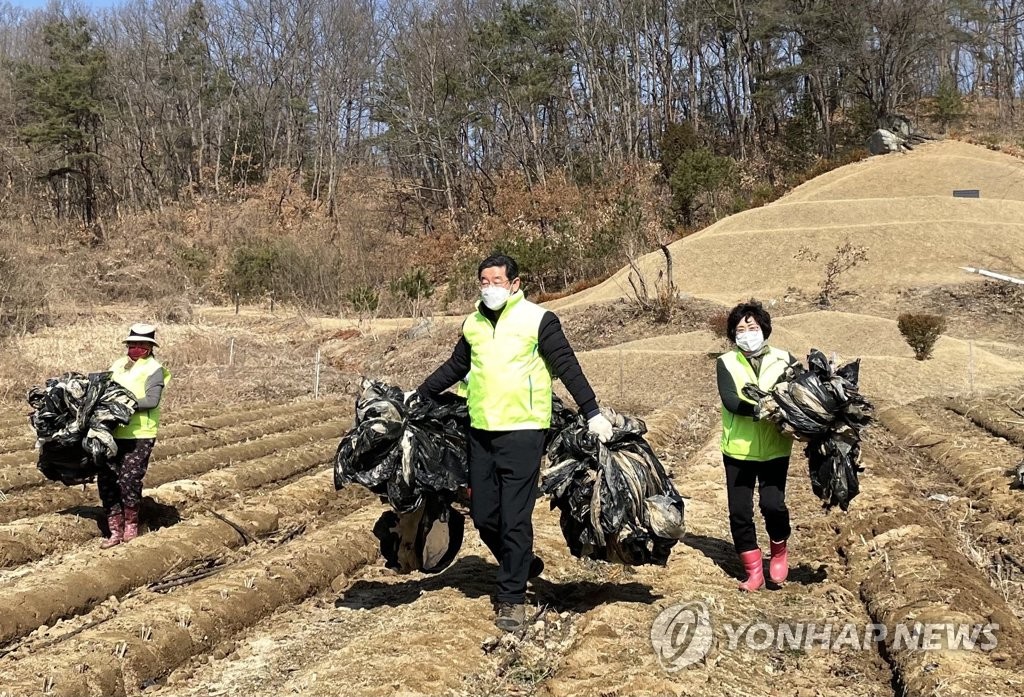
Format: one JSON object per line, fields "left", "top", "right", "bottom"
{"left": 528, "top": 555, "right": 545, "bottom": 579}
{"left": 495, "top": 602, "right": 527, "bottom": 632}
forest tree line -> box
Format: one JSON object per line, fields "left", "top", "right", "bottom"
{"left": 0, "top": 0, "right": 1017, "bottom": 315}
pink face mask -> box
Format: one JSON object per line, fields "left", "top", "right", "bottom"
{"left": 127, "top": 346, "right": 151, "bottom": 361}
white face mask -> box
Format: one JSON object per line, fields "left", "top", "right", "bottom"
{"left": 735, "top": 329, "right": 764, "bottom": 353}
{"left": 480, "top": 285, "right": 511, "bottom": 310}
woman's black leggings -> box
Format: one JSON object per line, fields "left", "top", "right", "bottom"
{"left": 723, "top": 454, "right": 791, "bottom": 553}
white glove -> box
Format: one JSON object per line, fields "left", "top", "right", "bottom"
{"left": 588, "top": 413, "right": 614, "bottom": 443}
{"left": 403, "top": 390, "right": 417, "bottom": 404}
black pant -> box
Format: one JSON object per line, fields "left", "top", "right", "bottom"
{"left": 468, "top": 427, "right": 546, "bottom": 605}
{"left": 723, "top": 454, "right": 791, "bottom": 553}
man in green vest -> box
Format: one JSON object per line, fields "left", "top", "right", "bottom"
{"left": 716, "top": 301, "right": 799, "bottom": 590}
{"left": 99, "top": 323, "right": 171, "bottom": 548}
{"left": 417, "top": 254, "right": 613, "bottom": 632}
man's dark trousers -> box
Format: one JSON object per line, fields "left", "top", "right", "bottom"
{"left": 468, "top": 427, "right": 546, "bottom": 604}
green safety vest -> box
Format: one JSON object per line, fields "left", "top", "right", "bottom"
{"left": 110, "top": 355, "right": 171, "bottom": 439}
{"left": 719, "top": 347, "right": 793, "bottom": 461}
{"left": 463, "top": 290, "right": 552, "bottom": 431}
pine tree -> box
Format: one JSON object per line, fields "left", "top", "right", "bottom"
{"left": 15, "top": 16, "right": 108, "bottom": 229}
{"left": 933, "top": 74, "right": 967, "bottom": 133}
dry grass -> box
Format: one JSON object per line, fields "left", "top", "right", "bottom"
{"left": 580, "top": 309, "right": 1024, "bottom": 405}
{"left": 0, "top": 315, "right": 359, "bottom": 410}
{"left": 551, "top": 140, "right": 1024, "bottom": 309}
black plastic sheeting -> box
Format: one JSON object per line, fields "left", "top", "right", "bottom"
{"left": 373, "top": 498, "right": 466, "bottom": 574}
{"left": 541, "top": 398, "right": 685, "bottom": 565}
{"left": 334, "top": 379, "right": 469, "bottom": 574}
{"left": 28, "top": 371, "right": 138, "bottom": 486}
{"left": 743, "top": 349, "right": 873, "bottom": 511}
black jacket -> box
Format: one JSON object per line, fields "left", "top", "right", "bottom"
{"left": 417, "top": 305, "right": 600, "bottom": 419}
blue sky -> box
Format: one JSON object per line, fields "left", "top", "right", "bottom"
{"left": 7, "top": 0, "right": 119, "bottom": 8}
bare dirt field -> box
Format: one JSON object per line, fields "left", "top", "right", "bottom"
{"left": 1, "top": 139, "right": 1023, "bottom": 696}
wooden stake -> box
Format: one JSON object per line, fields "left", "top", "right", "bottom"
{"left": 314, "top": 348, "right": 322, "bottom": 399}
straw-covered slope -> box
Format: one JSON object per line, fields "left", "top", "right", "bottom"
{"left": 551, "top": 140, "right": 1024, "bottom": 308}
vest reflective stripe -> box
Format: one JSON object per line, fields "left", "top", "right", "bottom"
{"left": 463, "top": 291, "right": 552, "bottom": 431}
{"left": 110, "top": 356, "right": 171, "bottom": 439}
{"left": 720, "top": 347, "right": 793, "bottom": 461}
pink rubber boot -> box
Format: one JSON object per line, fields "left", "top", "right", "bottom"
{"left": 122, "top": 505, "right": 140, "bottom": 543}
{"left": 101, "top": 509, "right": 124, "bottom": 549}
{"left": 738, "top": 549, "right": 765, "bottom": 591}
{"left": 769, "top": 540, "right": 789, "bottom": 584}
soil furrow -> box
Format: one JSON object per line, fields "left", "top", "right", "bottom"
{"left": 834, "top": 438, "right": 1024, "bottom": 696}
{"left": 943, "top": 397, "right": 1024, "bottom": 450}
{"left": 0, "top": 505, "right": 382, "bottom": 697}
{"left": 878, "top": 405, "right": 1024, "bottom": 520}
{"left": 0, "top": 404, "right": 342, "bottom": 492}
{"left": 0, "top": 418, "right": 348, "bottom": 523}
{"left": 0, "top": 468, "right": 372, "bottom": 649}
{"left": 0, "top": 438, "right": 338, "bottom": 569}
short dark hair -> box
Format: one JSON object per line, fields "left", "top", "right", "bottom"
{"left": 478, "top": 254, "right": 519, "bottom": 281}
{"left": 726, "top": 300, "right": 772, "bottom": 342}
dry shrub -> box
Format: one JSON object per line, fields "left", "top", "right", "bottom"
{"left": 149, "top": 298, "right": 193, "bottom": 323}
{"left": 796, "top": 241, "right": 869, "bottom": 307}
{"left": 897, "top": 312, "right": 947, "bottom": 360}
{"left": 533, "top": 269, "right": 616, "bottom": 304}
{"left": 456, "top": 164, "right": 667, "bottom": 300}
{"left": 625, "top": 245, "right": 676, "bottom": 323}
{"left": 708, "top": 311, "right": 729, "bottom": 339}
{"left": 5, "top": 160, "right": 674, "bottom": 320}
{"left": 0, "top": 245, "right": 49, "bottom": 338}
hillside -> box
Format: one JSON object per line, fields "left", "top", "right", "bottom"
{"left": 552, "top": 140, "right": 1024, "bottom": 308}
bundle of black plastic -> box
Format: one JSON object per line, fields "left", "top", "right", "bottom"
{"left": 541, "top": 398, "right": 685, "bottom": 566}
{"left": 742, "top": 349, "right": 873, "bottom": 511}
{"left": 28, "top": 371, "right": 138, "bottom": 485}
{"left": 333, "top": 379, "right": 469, "bottom": 573}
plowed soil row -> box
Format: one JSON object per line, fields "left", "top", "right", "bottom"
{"left": 156, "top": 399, "right": 339, "bottom": 440}
{"left": 0, "top": 417, "right": 34, "bottom": 440}
{"left": 0, "top": 418, "right": 347, "bottom": 523}
{"left": 145, "top": 440, "right": 335, "bottom": 507}
{"left": 165, "top": 398, "right": 295, "bottom": 423}
{"left": 147, "top": 404, "right": 892, "bottom": 697}
{"left": 0, "top": 438, "right": 338, "bottom": 569}
{"left": 943, "top": 397, "right": 1024, "bottom": 449}
{"left": 0, "top": 398, "right": 324, "bottom": 456}
{"left": 0, "top": 399, "right": 335, "bottom": 488}
{"left": 834, "top": 436, "right": 1024, "bottom": 696}
{"left": 0, "top": 412, "right": 31, "bottom": 428}
{"left": 0, "top": 505, "right": 382, "bottom": 697}
{"left": 878, "top": 405, "right": 1024, "bottom": 520}
{"left": 0, "top": 469, "right": 372, "bottom": 650}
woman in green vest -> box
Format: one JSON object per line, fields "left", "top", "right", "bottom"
{"left": 717, "top": 301, "right": 798, "bottom": 591}
{"left": 99, "top": 323, "right": 171, "bottom": 548}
